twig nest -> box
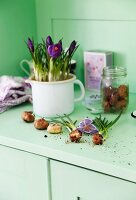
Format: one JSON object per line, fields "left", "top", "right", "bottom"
{"left": 47, "top": 123, "right": 62, "bottom": 134}
{"left": 22, "top": 111, "right": 35, "bottom": 123}
{"left": 69, "top": 129, "right": 82, "bottom": 143}
{"left": 92, "top": 133, "right": 103, "bottom": 145}
{"left": 34, "top": 118, "right": 49, "bottom": 130}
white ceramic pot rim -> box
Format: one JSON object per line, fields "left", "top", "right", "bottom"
{"left": 26, "top": 74, "right": 76, "bottom": 85}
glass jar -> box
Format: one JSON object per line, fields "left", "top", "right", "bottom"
{"left": 101, "top": 67, "right": 129, "bottom": 113}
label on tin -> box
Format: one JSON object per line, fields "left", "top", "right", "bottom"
{"left": 84, "top": 52, "right": 105, "bottom": 90}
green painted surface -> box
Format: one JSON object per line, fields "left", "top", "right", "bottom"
{"left": 0, "top": 93, "right": 136, "bottom": 183}
{"left": 0, "top": 0, "right": 37, "bottom": 76}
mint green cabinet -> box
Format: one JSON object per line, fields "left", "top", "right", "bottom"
{"left": 50, "top": 160, "right": 136, "bottom": 200}
{"left": 0, "top": 145, "right": 50, "bottom": 200}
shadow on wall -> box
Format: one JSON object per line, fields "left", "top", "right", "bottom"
{"left": 0, "top": 0, "right": 37, "bottom": 76}
{"left": 113, "top": 52, "right": 127, "bottom": 68}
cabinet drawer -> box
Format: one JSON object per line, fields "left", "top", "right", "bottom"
{"left": 50, "top": 160, "right": 136, "bottom": 200}
{"left": 0, "top": 145, "right": 49, "bottom": 200}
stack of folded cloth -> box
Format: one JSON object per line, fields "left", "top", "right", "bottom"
{"left": 0, "top": 76, "right": 32, "bottom": 113}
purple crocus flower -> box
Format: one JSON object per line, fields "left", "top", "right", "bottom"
{"left": 68, "top": 40, "right": 77, "bottom": 56}
{"left": 27, "top": 38, "right": 34, "bottom": 53}
{"left": 48, "top": 42, "right": 62, "bottom": 58}
{"left": 77, "top": 118, "right": 98, "bottom": 134}
{"left": 46, "top": 35, "right": 53, "bottom": 48}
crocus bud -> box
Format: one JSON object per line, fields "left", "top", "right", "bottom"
{"left": 46, "top": 35, "right": 53, "bottom": 48}
{"left": 58, "top": 39, "right": 62, "bottom": 46}
{"left": 68, "top": 40, "right": 77, "bottom": 56}
{"left": 27, "top": 38, "right": 34, "bottom": 53}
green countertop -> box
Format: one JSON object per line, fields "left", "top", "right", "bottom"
{"left": 0, "top": 94, "right": 136, "bottom": 183}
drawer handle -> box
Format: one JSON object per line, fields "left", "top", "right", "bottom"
{"left": 77, "top": 197, "right": 80, "bottom": 200}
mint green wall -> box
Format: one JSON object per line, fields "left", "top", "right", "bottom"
{"left": 1, "top": 0, "right": 136, "bottom": 92}
{"left": 0, "top": 0, "right": 37, "bottom": 76}
{"left": 35, "top": 0, "right": 136, "bottom": 93}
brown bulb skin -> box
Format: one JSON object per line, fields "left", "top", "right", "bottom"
{"left": 47, "top": 123, "right": 62, "bottom": 134}
{"left": 22, "top": 111, "right": 35, "bottom": 123}
{"left": 69, "top": 129, "right": 82, "bottom": 143}
{"left": 34, "top": 118, "right": 49, "bottom": 130}
{"left": 92, "top": 133, "right": 103, "bottom": 145}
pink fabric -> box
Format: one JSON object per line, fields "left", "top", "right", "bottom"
{"left": 0, "top": 76, "right": 32, "bottom": 113}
